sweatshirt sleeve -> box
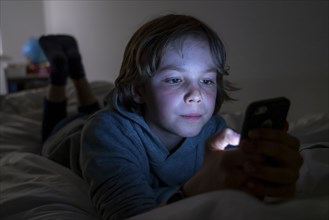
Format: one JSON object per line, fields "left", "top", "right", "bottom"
{"left": 80, "top": 112, "right": 156, "bottom": 220}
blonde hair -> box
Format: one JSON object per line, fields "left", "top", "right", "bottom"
{"left": 115, "top": 14, "right": 236, "bottom": 113}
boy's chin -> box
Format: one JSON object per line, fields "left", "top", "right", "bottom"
{"left": 179, "top": 128, "right": 203, "bottom": 138}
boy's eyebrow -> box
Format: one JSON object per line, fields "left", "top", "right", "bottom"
{"left": 157, "top": 65, "right": 184, "bottom": 72}
{"left": 158, "top": 65, "right": 217, "bottom": 73}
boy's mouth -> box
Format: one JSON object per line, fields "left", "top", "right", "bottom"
{"left": 181, "top": 113, "right": 202, "bottom": 120}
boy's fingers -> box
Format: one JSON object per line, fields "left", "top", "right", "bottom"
{"left": 243, "top": 161, "right": 299, "bottom": 184}
{"left": 207, "top": 128, "right": 240, "bottom": 151}
{"left": 248, "top": 129, "right": 300, "bottom": 151}
{"left": 241, "top": 139, "right": 303, "bottom": 170}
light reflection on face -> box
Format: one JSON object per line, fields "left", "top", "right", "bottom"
{"left": 137, "top": 36, "right": 217, "bottom": 149}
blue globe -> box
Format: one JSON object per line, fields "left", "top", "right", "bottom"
{"left": 22, "top": 37, "right": 48, "bottom": 64}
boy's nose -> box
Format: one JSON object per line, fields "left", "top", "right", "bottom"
{"left": 185, "top": 86, "right": 202, "bottom": 104}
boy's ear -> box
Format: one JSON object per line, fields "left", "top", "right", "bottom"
{"left": 131, "top": 84, "right": 145, "bottom": 104}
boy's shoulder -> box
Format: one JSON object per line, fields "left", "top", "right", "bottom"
{"left": 86, "top": 107, "right": 128, "bottom": 126}
{"left": 84, "top": 106, "right": 145, "bottom": 131}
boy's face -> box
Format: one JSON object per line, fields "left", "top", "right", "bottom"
{"left": 135, "top": 36, "right": 217, "bottom": 148}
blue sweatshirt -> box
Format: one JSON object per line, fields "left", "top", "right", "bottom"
{"left": 79, "top": 91, "right": 226, "bottom": 220}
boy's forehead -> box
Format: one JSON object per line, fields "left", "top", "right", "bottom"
{"left": 165, "top": 35, "right": 208, "bottom": 50}
{"left": 162, "top": 35, "right": 209, "bottom": 58}
{"left": 155, "top": 36, "right": 216, "bottom": 73}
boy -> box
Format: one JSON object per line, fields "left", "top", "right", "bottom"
{"left": 41, "top": 14, "right": 302, "bottom": 220}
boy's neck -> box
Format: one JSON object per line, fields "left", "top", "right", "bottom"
{"left": 158, "top": 136, "right": 185, "bottom": 153}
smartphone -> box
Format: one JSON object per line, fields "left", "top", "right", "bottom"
{"left": 240, "top": 97, "right": 290, "bottom": 140}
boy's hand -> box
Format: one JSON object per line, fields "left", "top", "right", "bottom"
{"left": 240, "top": 128, "right": 303, "bottom": 198}
{"left": 183, "top": 127, "right": 303, "bottom": 200}
{"left": 183, "top": 128, "right": 248, "bottom": 196}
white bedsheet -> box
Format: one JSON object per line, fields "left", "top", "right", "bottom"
{"left": 0, "top": 152, "right": 100, "bottom": 220}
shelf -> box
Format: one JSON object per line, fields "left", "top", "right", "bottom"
{"left": 7, "top": 74, "right": 49, "bottom": 93}
{"left": 7, "top": 74, "right": 49, "bottom": 80}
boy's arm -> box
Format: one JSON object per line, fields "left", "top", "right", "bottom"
{"left": 80, "top": 114, "right": 156, "bottom": 220}
{"left": 157, "top": 128, "right": 244, "bottom": 204}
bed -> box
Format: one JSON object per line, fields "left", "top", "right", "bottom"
{"left": 0, "top": 80, "right": 328, "bottom": 220}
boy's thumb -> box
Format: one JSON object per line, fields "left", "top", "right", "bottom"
{"left": 207, "top": 128, "right": 240, "bottom": 151}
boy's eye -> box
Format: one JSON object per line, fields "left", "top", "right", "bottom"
{"left": 201, "top": 79, "right": 216, "bottom": 85}
{"left": 164, "top": 78, "right": 182, "bottom": 84}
